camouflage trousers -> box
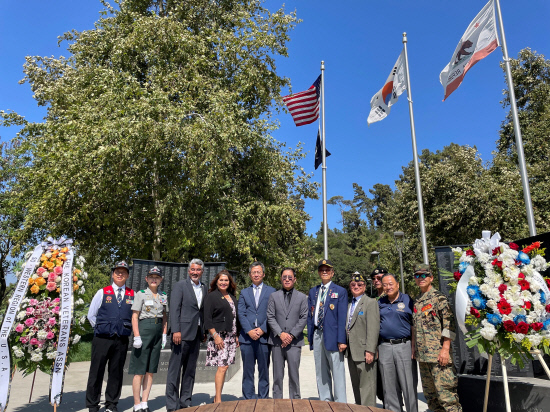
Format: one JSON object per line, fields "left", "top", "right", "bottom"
{"left": 418, "top": 361, "right": 462, "bottom": 412}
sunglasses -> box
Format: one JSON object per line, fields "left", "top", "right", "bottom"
{"left": 350, "top": 282, "right": 365, "bottom": 287}
{"left": 282, "top": 276, "right": 295, "bottom": 280}
{"left": 414, "top": 273, "right": 431, "bottom": 279}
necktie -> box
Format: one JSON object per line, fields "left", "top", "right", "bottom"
{"left": 285, "top": 290, "right": 291, "bottom": 307}
{"left": 348, "top": 297, "right": 357, "bottom": 330}
{"left": 254, "top": 286, "right": 260, "bottom": 308}
{"left": 117, "top": 287, "right": 123, "bottom": 307}
{"left": 317, "top": 285, "right": 327, "bottom": 330}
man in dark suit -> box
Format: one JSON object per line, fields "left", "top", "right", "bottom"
{"left": 165, "top": 258, "right": 207, "bottom": 411}
{"left": 267, "top": 268, "right": 308, "bottom": 399}
{"left": 238, "top": 261, "right": 276, "bottom": 399}
{"left": 346, "top": 272, "right": 380, "bottom": 407}
{"left": 307, "top": 259, "right": 348, "bottom": 403}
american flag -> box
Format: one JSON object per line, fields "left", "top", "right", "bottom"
{"left": 282, "top": 75, "right": 321, "bottom": 127}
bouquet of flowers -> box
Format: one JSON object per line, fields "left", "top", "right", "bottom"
{"left": 9, "top": 248, "right": 90, "bottom": 375}
{"left": 448, "top": 232, "right": 550, "bottom": 366}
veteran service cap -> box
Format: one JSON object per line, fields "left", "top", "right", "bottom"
{"left": 413, "top": 263, "right": 431, "bottom": 274}
{"left": 370, "top": 267, "right": 388, "bottom": 278}
{"left": 112, "top": 260, "right": 130, "bottom": 272}
{"left": 148, "top": 266, "right": 163, "bottom": 277}
{"left": 350, "top": 271, "right": 365, "bottom": 283}
{"left": 317, "top": 259, "right": 334, "bottom": 268}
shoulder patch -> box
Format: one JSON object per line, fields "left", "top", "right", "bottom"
{"left": 162, "top": 291, "right": 167, "bottom": 295}
{"left": 140, "top": 290, "right": 146, "bottom": 293}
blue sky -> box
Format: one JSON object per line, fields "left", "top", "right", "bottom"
{"left": 1, "top": 0, "right": 549, "bottom": 236}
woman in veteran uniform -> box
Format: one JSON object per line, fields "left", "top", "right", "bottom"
{"left": 128, "top": 266, "right": 169, "bottom": 412}
{"left": 412, "top": 263, "right": 462, "bottom": 412}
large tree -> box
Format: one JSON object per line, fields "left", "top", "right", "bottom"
{"left": 4, "top": 0, "right": 317, "bottom": 276}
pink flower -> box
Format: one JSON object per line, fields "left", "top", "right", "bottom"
{"left": 30, "top": 338, "right": 39, "bottom": 346}
{"left": 37, "top": 340, "right": 45, "bottom": 348}
{"left": 36, "top": 267, "right": 46, "bottom": 275}
{"left": 54, "top": 266, "right": 63, "bottom": 275}
{"left": 53, "top": 298, "right": 60, "bottom": 303}
{"left": 26, "top": 307, "right": 35, "bottom": 315}
{"left": 20, "top": 336, "right": 29, "bottom": 344}
{"left": 46, "top": 282, "right": 57, "bottom": 292}
{"left": 48, "top": 317, "right": 57, "bottom": 326}
{"left": 52, "top": 306, "right": 60, "bottom": 315}
{"left": 15, "top": 324, "right": 24, "bottom": 333}
{"left": 24, "top": 318, "right": 35, "bottom": 327}
{"left": 46, "top": 332, "right": 55, "bottom": 340}
{"left": 29, "top": 299, "right": 38, "bottom": 306}
{"left": 48, "top": 272, "right": 57, "bottom": 281}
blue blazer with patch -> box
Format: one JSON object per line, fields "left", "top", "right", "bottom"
{"left": 307, "top": 282, "right": 348, "bottom": 352}
{"left": 238, "top": 283, "right": 276, "bottom": 345}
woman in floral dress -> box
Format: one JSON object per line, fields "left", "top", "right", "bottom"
{"left": 204, "top": 270, "right": 239, "bottom": 403}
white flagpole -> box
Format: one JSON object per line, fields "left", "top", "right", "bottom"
{"left": 494, "top": 0, "right": 536, "bottom": 236}
{"left": 402, "top": 33, "right": 429, "bottom": 264}
{"left": 320, "top": 61, "right": 328, "bottom": 259}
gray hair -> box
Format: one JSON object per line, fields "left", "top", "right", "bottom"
{"left": 189, "top": 258, "right": 204, "bottom": 268}
{"left": 249, "top": 261, "right": 265, "bottom": 273}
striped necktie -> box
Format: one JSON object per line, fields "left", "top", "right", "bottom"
{"left": 117, "top": 287, "right": 123, "bottom": 307}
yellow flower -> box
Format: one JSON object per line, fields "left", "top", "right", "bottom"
{"left": 54, "top": 259, "right": 63, "bottom": 266}
{"left": 56, "top": 287, "right": 60, "bottom": 293}
{"left": 35, "top": 277, "right": 46, "bottom": 287}
{"left": 73, "top": 269, "right": 81, "bottom": 275}
{"left": 40, "top": 254, "right": 48, "bottom": 262}
{"left": 28, "top": 278, "right": 35, "bottom": 285}
{"left": 30, "top": 285, "right": 40, "bottom": 294}
{"left": 44, "top": 261, "right": 55, "bottom": 270}
{"left": 73, "top": 284, "right": 79, "bottom": 291}
{"left": 60, "top": 247, "right": 69, "bottom": 253}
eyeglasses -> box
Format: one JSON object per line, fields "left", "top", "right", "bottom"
{"left": 350, "top": 282, "right": 365, "bottom": 287}
{"left": 414, "top": 273, "right": 431, "bottom": 279}
{"left": 373, "top": 276, "right": 383, "bottom": 281}
{"left": 282, "top": 276, "right": 294, "bottom": 280}
{"left": 319, "top": 269, "right": 332, "bottom": 273}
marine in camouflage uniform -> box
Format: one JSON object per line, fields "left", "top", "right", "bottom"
{"left": 412, "top": 263, "right": 462, "bottom": 412}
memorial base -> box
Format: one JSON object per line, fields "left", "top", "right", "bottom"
{"left": 104, "top": 349, "right": 241, "bottom": 386}
{"left": 458, "top": 374, "right": 550, "bottom": 412}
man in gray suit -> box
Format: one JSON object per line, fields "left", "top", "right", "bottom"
{"left": 165, "top": 259, "right": 207, "bottom": 411}
{"left": 267, "top": 267, "right": 308, "bottom": 399}
{"left": 346, "top": 272, "right": 380, "bottom": 407}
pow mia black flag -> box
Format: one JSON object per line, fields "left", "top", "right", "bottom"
{"left": 314, "top": 129, "right": 331, "bottom": 170}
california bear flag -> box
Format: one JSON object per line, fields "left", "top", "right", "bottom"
{"left": 440, "top": 0, "right": 499, "bottom": 100}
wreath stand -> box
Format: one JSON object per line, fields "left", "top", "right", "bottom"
{"left": 482, "top": 350, "right": 550, "bottom": 412}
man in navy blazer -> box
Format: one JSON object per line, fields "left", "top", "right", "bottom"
{"left": 307, "top": 259, "right": 348, "bottom": 403}
{"left": 238, "top": 261, "right": 276, "bottom": 399}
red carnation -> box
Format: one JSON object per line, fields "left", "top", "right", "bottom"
{"left": 498, "top": 284, "right": 508, "bottom": 294}
{"left": 470, "top": 307, "right": 480, "bottom": 318}
{"left": 546, "top": 304, "right": 550, "bottom": 313}
{"left": 523, "top": 301, "right": 532, "bottom": 310}
{"left": 503, "top": 320, "right": 516, "bottom": 332}
{"left": 518, "top": 279, "right": 530, "bottom": 291}
{"left": 498, "top": 299, "right": 512, "bottom": 315}
{"left": 518, "top": 273, "right": 525, "bottom": 279}
{"left": 453, "top": 271, "right": 462, "bottom": 281}
{"left": 492, "top": 258, "right": 503, "bottom": 270}
{"left": 492, "top": 247, "right": 501, "bottom": 256}
{"left": 546, "top": 279, "right": 550, "bottom": 288}
{"left": 516, "top": 322, "right": 529, "bottom": 334}
{"left": 466, "top": 249, "right": 475, "bottom": 257}
{"left": 531, "top": 322, "right": 544, "bottom": 332}
{"left": 509, "top": 243, "right": 520, "bottom": 251}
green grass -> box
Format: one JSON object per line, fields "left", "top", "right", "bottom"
{"left": 68, "top": 333, "right": 94, "bottom": 362}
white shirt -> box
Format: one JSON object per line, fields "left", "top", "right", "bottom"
{"left": 191, "top": 279, "right": 203, "bottom": 325}
{"left": 87, "top": 282, "right": 126, "bottom": 327}
{"left": 253, "top": 282, "right": 264, "bottom": 304}
{"left": 314, "top": 281, "right": 332, "bottom": 327}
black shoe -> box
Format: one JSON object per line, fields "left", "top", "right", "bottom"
{"left": 142, "top": 408, "right": 150, "bottom": 412}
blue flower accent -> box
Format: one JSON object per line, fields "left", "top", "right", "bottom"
{"left": 467, "top": 285, "right": 480, "bottom": 297}
{"left": 472, "top": 294, "right": 487, "bottom": 310}
{"left": 459, "top": 261, "right": 469, "bottom": 274}
{"left": 513, "top": 314, "right": 527, "bottom": 324}
{"left": 544, "top": 320, "right": 550, "bottom": 331}
{"left": 541, "top": 291, "right": 546, "bottom": 305}
{"left": 517, "top": 251, "right": 531, "bottom": 265}
{"left": 486, "top": 313, "right": 502, "bottom": 326}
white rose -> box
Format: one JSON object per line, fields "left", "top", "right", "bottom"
{"left": 480, "top": 321, "right": 497, "bottom": 341}
{"left": 46, "top": 351, "right": 57, "bottom": 359}
{"left": 13, "top": 348, "right": 25, "bottom": 358}
{"left": 37, "top": 330, "right": 48, "bottom": 340}
{"left": 77, "top": 280, "right": 83, "bottom": 286}
{"left": 30, "top": 353, "right": 43, "bottom": 362}
{"left": 56, "top": 276, "right": 62, "bottom": 283}
{"left": 17, "top": 311, "right": 26, "bottom": 320}
{"left": 486, "top": 299, "right": 498, "bottom": 311}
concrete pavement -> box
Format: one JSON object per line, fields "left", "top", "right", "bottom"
{"left": 7, "top": 347, "right": 428, "bottom": 411}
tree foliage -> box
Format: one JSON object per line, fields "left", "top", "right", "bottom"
{"left": 3, "top": 0, "right": 318, "bottom": 278}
